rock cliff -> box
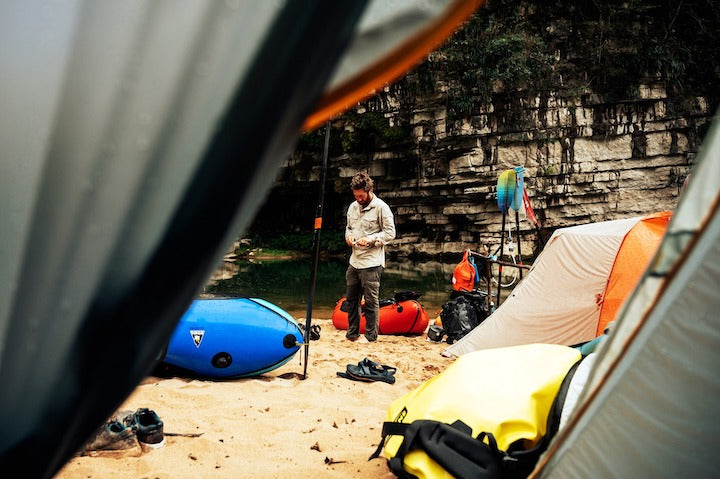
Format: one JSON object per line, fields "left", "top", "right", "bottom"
{"left": 256, "top": 83, "right": 711, "bottom": 259}
{"left": 252, "top": 2, "right": 719, "bottom": 259}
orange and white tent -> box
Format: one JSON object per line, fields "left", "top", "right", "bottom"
{"left": 534, "top": 110, "right": 720, "bottom": 478}
{"left": 444, "top": 211, "right": 671, "bottom": 356}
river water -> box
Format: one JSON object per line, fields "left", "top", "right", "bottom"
{"left": 203, "top": 257, "right": 513, "bottom": 320}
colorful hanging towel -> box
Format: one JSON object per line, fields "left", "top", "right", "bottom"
{"left": 511, "top": 167, "right": 525, "bottom": 212}
{"left": 496, "top": 169, "right": 516, "bottom": 214}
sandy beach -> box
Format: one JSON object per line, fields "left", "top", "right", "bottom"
{"left": 55, "top": 311, "right": 454, "bottom": 479}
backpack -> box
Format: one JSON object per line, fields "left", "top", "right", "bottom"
{"left": 452, "top": 250, "right": 478, "bottom": 292}
{"left": 370, "top": 344, "right": 583, "bottom": 479}
{"left": 450, "top": 289, "right": 489, "bottom": 326}
{"left": 439, "top": 295, "right": 478, "bottom": 344}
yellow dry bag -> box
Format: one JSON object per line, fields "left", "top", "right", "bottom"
{"left": 373, "top": 343, "right": 581, "bottom": 479}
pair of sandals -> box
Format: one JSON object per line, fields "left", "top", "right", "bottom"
{"left": 299, "top": 323, "right": 321, "bottom": 341}
{"left": 337, "top": 358, "right": 397, "bottom": 384}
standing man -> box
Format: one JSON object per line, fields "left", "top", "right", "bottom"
{"left": 344, "top": 172, "right": 396, "bottom": 343}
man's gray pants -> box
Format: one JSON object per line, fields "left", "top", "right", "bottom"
{"left": 345, "top": 265, "right": 383, "bottom": 341}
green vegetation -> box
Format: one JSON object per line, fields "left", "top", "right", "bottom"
{"left": 421, "top": 0, "right": 720, "bottom": 118}
{"left": 298, "top": 1, "right": 720, "bottom": 149}
{"left": 239, "top": 230, "right": 347, "bottom": 257}
{"left": 296, "top": 110, "right": 409, "bottom": 157}
{"left": 340, "top": 111, "right": 410, "bottom": 154}
{"left": 442, "top": 25, "right": 554, "bottom": 117}
{"left": 544, "top": 164, "right": 558, "bottom": 176}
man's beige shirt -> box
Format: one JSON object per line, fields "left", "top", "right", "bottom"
{"left": 345, "top": 194, "right": 395, "bottom": 269}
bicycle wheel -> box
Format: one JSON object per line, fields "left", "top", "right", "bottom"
{"left": 491, "top": 253, "right": 518, "bottom": 288}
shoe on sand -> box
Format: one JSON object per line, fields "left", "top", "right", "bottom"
{"left": 344, "top": 358, "right": 397, "bottom": 384}
{"left": 115, "top": 409, "right": 136, "bottom": 428}
{"left": 300, "top": 324, "right": 322, "bottom": 340}
{"left": 82, "top": 420, "right": 140, "bottom": 456}
{"left": 133, "top": 408, "right": 166, "bottom": 450}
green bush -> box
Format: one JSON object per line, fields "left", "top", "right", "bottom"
{"left": 422, "top": 0, "right": 720, "bottom": 118}
{"left": 242, "top": 230, "right": 347, "bottom": 256}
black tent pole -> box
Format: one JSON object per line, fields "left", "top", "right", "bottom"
{"left": 303, "top": 121, "right": 331, "bottom": 379}
{"left": 496, "top": 211, "right": 506, "bottom": 309}
{"left": 515, "top": 209, "right": 523, "bottom": 280}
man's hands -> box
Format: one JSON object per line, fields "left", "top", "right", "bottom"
{"left": 347, "top": 235, "right": 372, "bottom": 247}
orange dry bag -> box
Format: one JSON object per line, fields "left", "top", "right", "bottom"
{"left": 452, "top": 250, "right": 476, "bottom": 292}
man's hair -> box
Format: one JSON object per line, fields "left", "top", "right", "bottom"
{"left": 350, "top": 172, "right": 373, "bottom": 192}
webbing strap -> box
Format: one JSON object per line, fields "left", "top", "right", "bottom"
{"left": 372, "top": 420, "right": 504, "bottom": 479}
{"left": 368, "top": 421, "right": 406, "bottom": 461}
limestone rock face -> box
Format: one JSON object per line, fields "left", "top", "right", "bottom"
{"left": 259, "top": 88, "right": 710, "bottom": 259}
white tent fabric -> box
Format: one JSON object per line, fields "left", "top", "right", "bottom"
{"left": 534, "top": 111, "right": 720, "bottom": 478}
{"left": 558, "top": 353, "right": 597, "bottom": 431}
{"left": 444, "top": 217, "right": 641, "bottom": 356}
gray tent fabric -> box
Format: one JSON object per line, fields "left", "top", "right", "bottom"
{"left": 0, "top": 1, "right": 368, "bottom": 475}
{"left": 0, "top": 1, "right": 480, "bottom": 476}
{"left": 533, "top": 110, "right": 720, "bottom": 478}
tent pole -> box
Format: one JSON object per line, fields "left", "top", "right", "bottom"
{"left": 512, "top": 166, "right": 525, "bottom": 280}
{"left": 486, "top": 254, "right": 494, "bottom": 312}
{"left": 302, "top": 121, "right": 330, "bottom": 380}
{"left": 496, "top": 211, "right": 506, "bottom": 308}
{"left": 515, "top": 209, "right": 523, "bottom": 280}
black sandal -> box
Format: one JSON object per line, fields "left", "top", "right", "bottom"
{"left": 360, "top": 357, "right": 396, "bottom": 374}
{"left": 299, "top": 324, "right": 321, "bottom": 341}
{"left": 344, "top": 358, "right": 397, "bottom": 384}
{"left": 336, "top": 371, "right": 372, "bottom": 382}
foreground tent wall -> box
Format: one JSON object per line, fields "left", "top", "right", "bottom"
{"left": 0, "top": 3, "right": 367, "bottom": 475}
{"left": 444, "top": 213, "right": 669, "bottom": 356}
{"left": 0, "top": 1, "right": 484, "bottom": 476}
{"left": 534, "top": 111, "right": 720, "bottom": 478}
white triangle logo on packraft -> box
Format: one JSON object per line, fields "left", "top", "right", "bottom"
{"left": 190, "top": 330, "right": 205, "bottom": 348}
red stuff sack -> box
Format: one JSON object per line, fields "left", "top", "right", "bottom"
{"left": 452, "top": 250, "right": 476, "bottom": 292}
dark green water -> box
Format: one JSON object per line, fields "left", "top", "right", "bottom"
{"left": 203, "top": 258, "right": 460, "bottom": 319}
